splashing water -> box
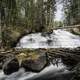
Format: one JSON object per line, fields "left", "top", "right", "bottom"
{"left": 0, "top": 30, "right": 80, "bottom": 80}
{"left": 0, "top": 62, "right": 68, "bottom": 80}
{"left": 17, "top": 29, "right": 80, "bottom": 48}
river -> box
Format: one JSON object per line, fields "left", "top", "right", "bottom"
{"left": 0, "top": 29, "right": 80, "bottom": 80}
{"left": 0, "top": 62, "right": 71, "bottom": 80}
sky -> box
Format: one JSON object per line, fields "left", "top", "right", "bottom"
{"left": 20, "top": 0, "right": 64, "bottom": 21}
{"left": 54, "top": 2, "right": 64, "bottom": 21}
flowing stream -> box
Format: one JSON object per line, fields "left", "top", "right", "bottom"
{"left": 17, "top": 29, "right": 80, "bottom": 48}
{"left": 0, "top": 29, "right": 80, "bottom": 80}
{"left": 0, "top": 62, "right": 69, "bottom": 80}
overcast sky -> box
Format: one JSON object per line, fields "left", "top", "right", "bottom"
{"left": 54, "top": 2, "right": 64, "bottom": 21}
{"left": 21, "top": 0, "right": 64, "bottom": 21}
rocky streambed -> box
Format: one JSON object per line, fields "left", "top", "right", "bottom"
{"left": 0, "top": 49, "right": 48, "bottom": 75}
{"left": 0, "top": 47, "right": 80, "bottom": 76}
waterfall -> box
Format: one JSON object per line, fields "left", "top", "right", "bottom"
{"left": 0, "top": 29, "right": 80, "bottom": 80}
{"left": 16, "top": 29, "right": 80, "bottom": 48}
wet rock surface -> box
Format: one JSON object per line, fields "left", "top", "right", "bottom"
{"left": 21, "top": 54, "right": 48, "bottom": 72}
{"left": 3, "top": 58, "right": 19, "bottom": 75}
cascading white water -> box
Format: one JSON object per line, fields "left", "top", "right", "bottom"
{"left": 17, "top": 29, "right": 80, "bottom": 48}
{"left": 0, "top": 30, "right": 80, "bottom": 80}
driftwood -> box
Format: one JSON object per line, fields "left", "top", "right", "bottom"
{"left": 53, "top": 24, "right": 80, "bottom": 29}
{"left": 0, "top": 47, "right": 80, "bottom": 69}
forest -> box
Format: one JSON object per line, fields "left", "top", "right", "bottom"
{"left": 0, "top": 0, "right": 80, "bottom": 80}
{"left": 0, "top": 0, "right": 80, "bottom": 48}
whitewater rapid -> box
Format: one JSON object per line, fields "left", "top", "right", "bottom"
{"left": 17, "top": 29, "right": 80, "bottom": 48}
{"left": 0, "top": 62, "right": 68, "bottom": 80}
{"left": 0, "top": 30, "right": 80, "bottom": 80}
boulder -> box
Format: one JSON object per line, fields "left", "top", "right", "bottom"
{"left": 3, "top": 58, "right": 19, "bottom": 75}
{"left": 21, "top": 52, "right": 48, "bottom": 72}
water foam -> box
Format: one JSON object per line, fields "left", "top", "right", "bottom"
{"left": 17, "top": 29, "right": 80, "bottom": 48}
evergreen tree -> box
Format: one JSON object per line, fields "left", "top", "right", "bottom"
{"left": 63, "top": 0, "right": 80, "bottom": 25}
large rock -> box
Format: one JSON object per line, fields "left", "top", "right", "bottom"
{"left": 20, "top": 52, "right": 48, "bottom": 72}
{"left": 3, "top": 58, "right": 19, "bottom": 75}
